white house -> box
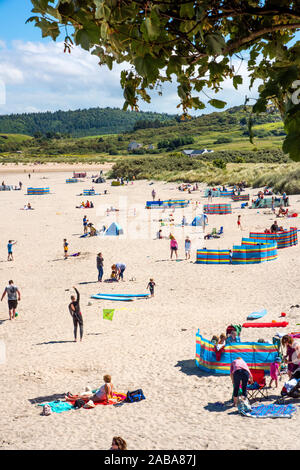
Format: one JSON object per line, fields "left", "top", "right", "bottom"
{"left": 128, "top": 141, "right": 143, "bottom": 151}
{"left": 182, "top": 149, "right": 214, "bottom": 156}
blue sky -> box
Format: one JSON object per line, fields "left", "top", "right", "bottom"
{"left": 0, "top": 0, "right": 299, "bottom": 116}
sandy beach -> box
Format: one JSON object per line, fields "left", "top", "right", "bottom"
{"left": 0, "top": 166, "right": 299, "bottom": 450}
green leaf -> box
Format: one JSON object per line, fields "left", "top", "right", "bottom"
{"left": 208, "top": 99, "right": 227, "bottom": 109}
{"left": 233, "top": 75, "right": 243, "bottom": 89}
{"left": 180, "top": 2, "right": 194, "bottom": 19}
{"left": 205, "top": 33, "right": 226, "bottom": 55}
{"left": 75, "top": 29, "right": 91, "bottom": 50}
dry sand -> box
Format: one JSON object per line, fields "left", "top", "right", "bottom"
{"left": 0, "top": 166, "right": 299, "bottom": 450}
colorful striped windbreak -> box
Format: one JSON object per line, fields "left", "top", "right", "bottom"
{"left": 27, "top": 187, "right": 50, "bottom": 195}
{"left": 231, "top": 239, "right": 277, "bottom": 264}
{"left": 251, "top": 197, "right": 284, "bottom": 209}
{"left": 196, "top": 249, "right": 231, "bottom": 264}
{"left": 196, "top": 330, "right": 278, "bottom": 374}
{"left": 232, "top": 194, "right": 250, "bottom": 201}
{"left": 196, "top": 240, "right": 277, "bottom": 264}
{"left": 205, "top": 188, "right": 234, "bottom": 197}
{"left": 249, "top": 228, "right": 298, "bottom": 249}
{"left": 203, "top": 204, "right": 232, "bottom": 214}
{"left": 146, "top": 200, "right": 189, "bottom": 208}
{"left": 66, "top": 178, "right": 78, "bottom": 183}
{"left": 83, "top": 189, "right": 96, "bottom": 195}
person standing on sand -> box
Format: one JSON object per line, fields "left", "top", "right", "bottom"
{"left": 170, "top": 234, "right": 178, "bottom": 259}
{"left": 7, "top": 240, "right": 17, "bottom": 261}
{"left": 237, "top": 215, "right": 242, "bottom": 230}
{"left": 147, "top": 278, "right": 156, "bottom": 297}
{"left": 152, "top": 189, "right": 156, "bottom": 201}
{"left": 185, "top": 236, "right": 191, "bottom": 260}
{"left": 83, "top": 216, "right": 88, "bottom": 234}
{"left": 1, "top": 280, "right": 21, "bottom": 320}
{"left": 97, "top": 253, "right": 104, "bottom": 282}
{"left": 63, "top": 239, "right": 69, "bottom": 259}
{"left": 68, "top": 286, "right": 83, "bottom": 342}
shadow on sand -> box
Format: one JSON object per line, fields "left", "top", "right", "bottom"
{"left": 28, "top": 393, "right": 66, "bottom": 404}
{"left": 35, "top": 340, "right": 75, "bottom": 345}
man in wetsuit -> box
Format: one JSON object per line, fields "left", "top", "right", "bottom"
{"left": 68, "top": 286, "right": 83, "bottom": 342}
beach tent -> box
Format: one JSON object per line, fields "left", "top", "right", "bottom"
{"left": 105, "top": 222, "right": 124, "bottom": 236}
{"left": 191, "top": 215, "right": 207, "bottom": 226}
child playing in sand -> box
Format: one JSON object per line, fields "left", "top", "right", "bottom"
{"left": 216, "top": 334, "right": 226, "bottom": 351}
{"left": 269, "top": 357, "right": 281, "bottom": 388}
{"left": 7, "top": 240, "right": 17, "bottom": 261}
{"left": 63, "top": 239, "right": 69, "bottom": 259}
{"left": 147, "top": 279, "right": 156, "bottom": 297}
{"left": 185, "top": 236, "right": 191, "bottom": 260}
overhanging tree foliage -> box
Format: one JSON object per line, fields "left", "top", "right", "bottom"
{"left": 27, "top": 0, "right": 300, "bottom": 160}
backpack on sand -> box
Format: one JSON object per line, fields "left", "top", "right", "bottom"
{"left": 125, "top": 389, "right": 145, "bottom": 403}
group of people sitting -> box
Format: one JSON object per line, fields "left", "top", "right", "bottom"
{"left": 21, "top": 203, "right": 33, "bottom": 210}
{"left": 77, "top": 200, "right": 94, "bottom": 209}
{"left": 178, "top": 183, "right": 199, "bottom": 192}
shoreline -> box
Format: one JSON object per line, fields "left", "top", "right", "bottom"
{"left": 0, "top": 162, "right": 113, "bottom": 174}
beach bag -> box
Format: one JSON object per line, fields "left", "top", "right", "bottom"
{"left": 42, "top": 404, "right": 52, "bottom": 416}
{"left": 125, "top": 389, "right": 145, "bottom": 403}
{"left": 74, "top": 399, "right": 86, "bottom": 409}
{"left": 237, "top": 398, "right": 252, "bottom": 414}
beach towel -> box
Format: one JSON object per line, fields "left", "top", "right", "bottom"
{"left": 239, "top": 403, "right": 297, "bottom": 418}
{"left": 66, "top": 392, "right": 126, "bottom": 407}
{"left": 38, "top": 401, "right": 74, "bottom": 413}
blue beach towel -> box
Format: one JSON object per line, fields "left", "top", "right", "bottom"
{"left": 38, "top": 401, "right": 74, "bottom": 413}
{"left": 240, "top": 403, "right": 297, "bottom": 419}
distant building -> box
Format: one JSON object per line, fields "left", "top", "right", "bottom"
{"left": 128, "top": 141, "right": 143, "bottom": 151}
{"left": 182, "top": 149, "right": 214, "bottom": 156}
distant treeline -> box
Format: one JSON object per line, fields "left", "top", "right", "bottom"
{"left": 0, "top": 107, "right": 175, "bottom": 137}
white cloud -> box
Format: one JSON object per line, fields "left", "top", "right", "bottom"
{"left": 0, "top": 40, "right": 261, "bottom": 116}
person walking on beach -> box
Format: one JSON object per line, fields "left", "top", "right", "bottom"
{"left": 185, "top": 236, "right": 191, "bottom": 260}
{"left": 170, "top": 234, "right": 178, "bottom": 259}
{"left": 68, "top": 286, "right": 83, "bottom": 342}
{"left": 237, "top": 215, "right": 242, "bottom": 230}
{"left": 83, "top": 216, "right": 88, "bottom": 234}
{"left": 1, "top": 280, "right": 21, "bottom": 320}
{"left": 151, "top": 189, "right": 156, "bottom": 201}
{"left": 63, "top": 239, "right": 69, "bottom": 259}
{"left": 7, "top": 240, "right": 17, "bottom": 261}
{"left": 147, "top": 278, "right": 156, "bottom": 297}
{"left": 97, "top": 252, "right": 104, "bottom": 282}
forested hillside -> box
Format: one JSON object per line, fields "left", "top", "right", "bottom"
{"left": 0, "top": 107, "right": 175, "bottom": 137}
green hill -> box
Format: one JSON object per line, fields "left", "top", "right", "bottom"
{"left": 0, "top": 107, "right": 175, "bottom": 137}
{"left": 0, "top": 105, "right": 287, "bottom": 162}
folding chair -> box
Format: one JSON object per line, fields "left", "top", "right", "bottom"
{"left": 217, "top": 226, "right": 224, "bottom": 235}
{"left": 247, "top": 369, "right": 268, "bottom": 401}
{"left": 211, "top": 227, "right": 217, "bottom": 236}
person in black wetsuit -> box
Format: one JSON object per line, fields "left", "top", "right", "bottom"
{"left": 68, "top": 286, "right": 83, "bottom": 342}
